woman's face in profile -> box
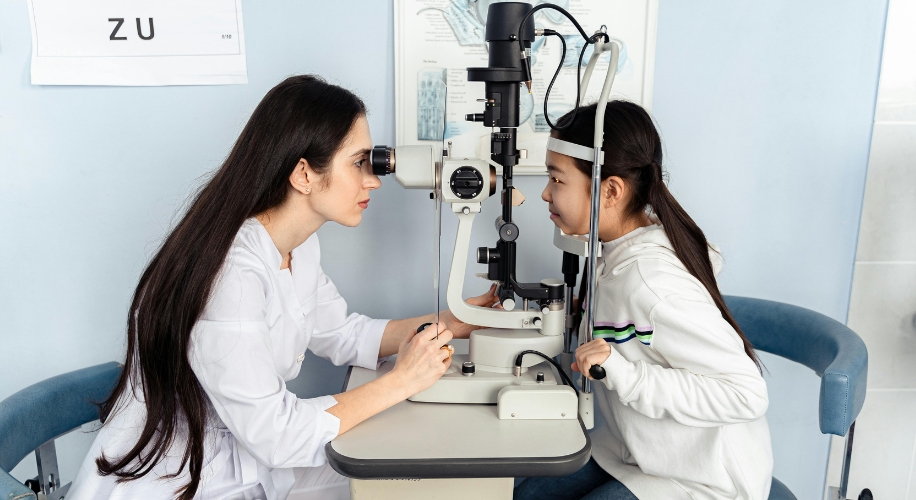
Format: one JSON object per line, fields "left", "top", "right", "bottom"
{"left": 310, "top": 115, "right": 381, "bottom": 227}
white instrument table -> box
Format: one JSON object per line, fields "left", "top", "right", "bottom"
{"left": 326, "top": 360, "right": 591, "bottom": 480}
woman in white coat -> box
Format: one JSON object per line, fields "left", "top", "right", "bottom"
{"left": 68, "top": 75, "right": 495, "bottom": 500}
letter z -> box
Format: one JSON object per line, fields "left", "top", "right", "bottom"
{"left": 109, "top": 18, "right": 127, "bottom": 40}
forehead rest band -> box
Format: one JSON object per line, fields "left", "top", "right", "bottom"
{"left": 546, "top": 137, "right": 604, "bottom": 164}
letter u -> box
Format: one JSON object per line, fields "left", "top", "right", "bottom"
{"left": 136, "top": 18, "right": 154, "bottom": 40}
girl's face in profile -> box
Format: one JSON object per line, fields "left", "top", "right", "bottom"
{"left": 542, "top": 149, "right": 645, "bottom": 242}
{"left": 309, "top": 115, "right": 381, "bottom": 227}
{"left": 542, "top": 149, "right": 592, "bottom": 236}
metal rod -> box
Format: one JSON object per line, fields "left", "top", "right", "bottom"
{"left": 839, "top": 420, "right": 856, "bottom": 499}
{"left": 582, "top": 147, "right": 602, "bottom": 393}
{"left": 564, "top": 285, "right": 575, "bottom": 352}
{"left": 582, "top": 40, "right": 619, "bottom": 388}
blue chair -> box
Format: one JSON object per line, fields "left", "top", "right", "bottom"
{"left": 0, "top": 362, "right": 121, "bottom": 500}
{"left": 725, "top": 296, "right": 869, "bottom": 500}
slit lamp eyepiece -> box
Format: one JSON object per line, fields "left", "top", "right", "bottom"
{"left": 370, "top": 145, "right": 395, "bottom": 176}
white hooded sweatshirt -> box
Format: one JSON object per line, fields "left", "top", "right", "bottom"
{"left": 586, "top": 224, "right": 773, "bottom": 500}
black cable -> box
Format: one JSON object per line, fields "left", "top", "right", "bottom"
{"left": 540, "top": 29, "right": 566, "bottom": 129}
{"left": 541, "top": 30, "right": 601, "bottom": 130}
{"left": 514, "top": 4, "right": 610, "bottom": 131}
{"left": 515, "top": 4, "right": 593, "bottom": 54}
{"left": 514, "top": 350, "right": 579, "bottom": 395}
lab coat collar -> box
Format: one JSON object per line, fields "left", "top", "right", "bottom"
{"left": 240, "top": 218, "right": 284, "bottom": 272}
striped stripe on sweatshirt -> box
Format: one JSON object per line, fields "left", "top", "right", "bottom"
{"left": 593, "top": 322, "right": 653, "bottom": 345}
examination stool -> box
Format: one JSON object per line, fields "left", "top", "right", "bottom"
{"left": 725, "top": 296, "right": 870, "bottom": 500}
{"left": 0, "top": 361, "right": 121, "bottom": 499}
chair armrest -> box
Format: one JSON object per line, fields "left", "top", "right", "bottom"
{"left": 820, "top": 328, "right": 868, "bottom": 436}
{"left": 0, "top": 362, "right": 121, "bottom": 472}
{"left": 0, "top": 467, "right": 36, "bottom": 499}
{"left": 723, "top": 296, "right": 868, "bottom": 437}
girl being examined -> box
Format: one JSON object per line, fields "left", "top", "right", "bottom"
{"left": 515, "top": 101, "right": 772, "bottom": 500}
{"left": 68, "top": 75, "right": 496, "bottom": 500}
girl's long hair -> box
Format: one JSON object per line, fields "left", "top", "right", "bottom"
{"left": 96, "top": 75, "right": 366, "bottom": 499}
{"left": 559, "top": 101, "right": 761, "bottom": 370}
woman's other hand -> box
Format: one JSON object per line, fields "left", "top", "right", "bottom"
{"left": 438, "top": 284, "right": 501, "bottom": 339}
{"left": 391, "top": 323, "right": 453, "bottom": 395}
{"left": 331, "top": 322, "right": 453, "bottom": 434}
{"left": 572, "top": 339, "right": 611, "bottom": 380}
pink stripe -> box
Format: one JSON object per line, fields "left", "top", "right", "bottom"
{"left": 594, "top": 321, "right": 630, "bottom": 328}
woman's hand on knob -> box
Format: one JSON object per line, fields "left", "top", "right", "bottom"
{"left": 391, "top": 322, "right": 453, "bottom": 395}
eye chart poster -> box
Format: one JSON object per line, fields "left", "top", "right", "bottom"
{"left": 27, "top": 0, "right": 247, "bottom": 86}
{"left": 395, "top": 0, "right": 658, "bottom": 171}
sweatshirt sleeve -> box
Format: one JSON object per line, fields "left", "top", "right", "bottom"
{"left": 598, "top": 295, "right": 769, "bottom": 427}
{"left": 189, "top": 254, "right": 342, "bottom": 469}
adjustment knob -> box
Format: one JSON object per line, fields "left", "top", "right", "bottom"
{"left": 462, "top": 361, "right": 476, "bottom": 376}
{"left": 499, "top": 222, "right": 519, "bottom": 242}
{"left": 449, "top": 167, "right": 484, "bottom": 199}
{"left": 477, "top": 247, "right": 500, "bottom": 264}
{"left": 536, "top": 372, "right": 545, "bottom": 383}
{"left": 502, "top": 298, "right": 516, "bottom": 311}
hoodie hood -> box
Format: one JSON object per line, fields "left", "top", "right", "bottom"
{"left": 597, "top": 224, "right": 724, "bottom": 281}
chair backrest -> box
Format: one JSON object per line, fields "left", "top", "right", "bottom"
{"left": 0, "top": 362, "right": 121, "bottom": 481}
{"left": 724, "top": 296, "right": 868, "bottom": 437}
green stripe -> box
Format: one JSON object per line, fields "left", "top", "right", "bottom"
{"left": 593, "top": 325, "right": 653, "bottom": 344}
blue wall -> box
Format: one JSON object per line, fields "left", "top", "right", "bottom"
{"left": 651, "top": 4, "right": 887, "bottom": 498}
{"left": 0, "top": 1, "right": 887, "bottom": 498}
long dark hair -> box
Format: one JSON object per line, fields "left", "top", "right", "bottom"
{"left": 96, "top": 75, "right": 367, "bottom": 498}
{"left": 560, "top": 101, "right": 761, "bottom": 370}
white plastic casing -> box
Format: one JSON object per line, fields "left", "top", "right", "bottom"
{"left": 553, "top": 226, "right": 600, "bottom": 258}
{"left": 578, "top": 391, "right": 595, "bottom": 429}
{"left": 469, "top": 328, "right": 564, "bottom": 370}
{"left": 497, "top": 385, "right": 579, "bottom": 420}
{"left": 447, "top": 207, "right": 548, "bottom": 331}
{"left": 408, "top": 354, "right": 560, "bottom": 404}
{"left": 393, "top": 145, "right": 436, "bottom": 189}
{"left": 541, "top": 304, "right": 565, "bottom": 337}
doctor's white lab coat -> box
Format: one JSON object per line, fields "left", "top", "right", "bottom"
{"left": 67, "top": 218, "right": 389, "bottom": 500}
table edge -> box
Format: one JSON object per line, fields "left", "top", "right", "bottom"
{"left": 326, "top": 418, "right": 592, "bottom": 480}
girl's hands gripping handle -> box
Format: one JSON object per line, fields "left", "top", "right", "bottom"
{"left": 572, "top": 339, "right": 610, "bottom": 381}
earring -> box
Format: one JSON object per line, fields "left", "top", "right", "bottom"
{"left": 305, "top": 187, "right": 311, "bottom": 193}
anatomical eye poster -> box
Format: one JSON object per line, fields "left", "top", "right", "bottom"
{"left": 26, "top": 0, "right": 247, "bottom": 86}
{"left": 395, "top": 0, "right": 658, "bottom": 171}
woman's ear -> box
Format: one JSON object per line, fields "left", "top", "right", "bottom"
{"left": 289, "top": 159, "right": 315, "bottom": 195}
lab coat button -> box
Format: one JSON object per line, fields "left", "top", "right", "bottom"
{"left": 296, "top": 353, "right": 305, "bottom": 363}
